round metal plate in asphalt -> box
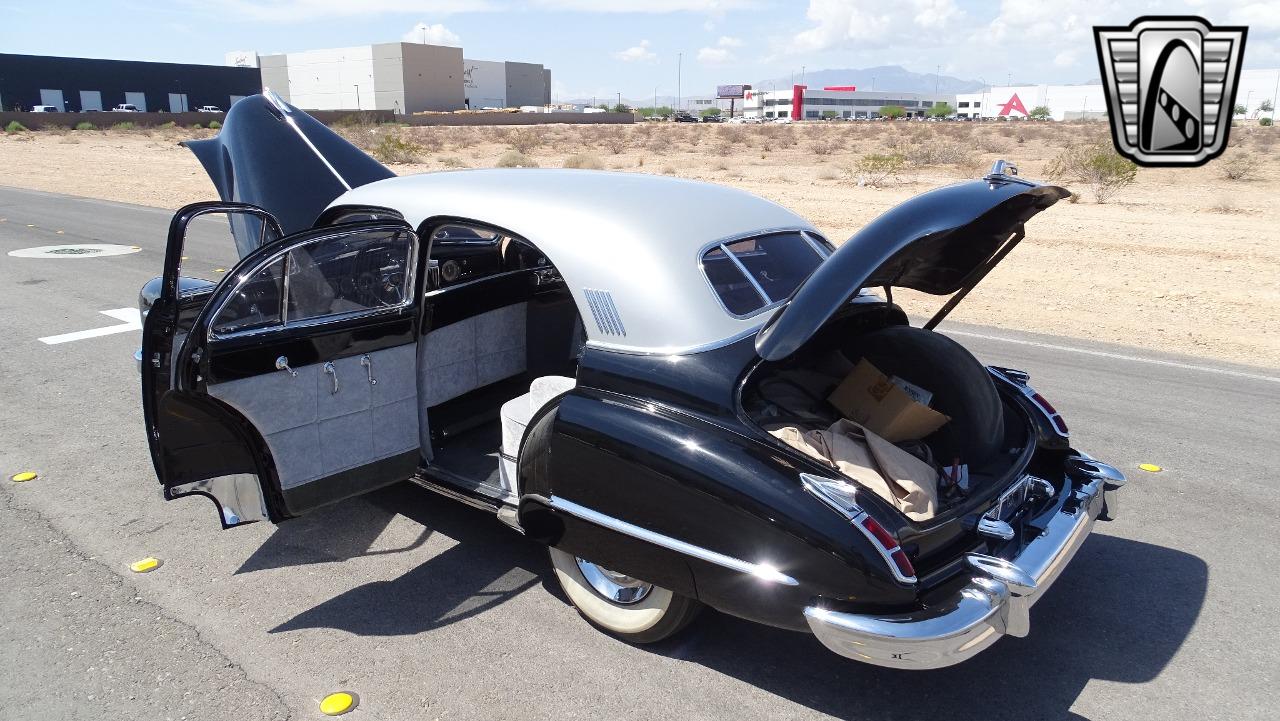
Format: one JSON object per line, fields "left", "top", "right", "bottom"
{"left": 8, "top": 244, "right": 142, "bottom": 258}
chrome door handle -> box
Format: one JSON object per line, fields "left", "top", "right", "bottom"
{"left": 360, "top": 355, "right": 377, "bottom": 385}
{"left": 275, "top": 356, "right": 297, "bottom": 378}
{"left": 323, "top": 361, "right": 338, "bottom": 394}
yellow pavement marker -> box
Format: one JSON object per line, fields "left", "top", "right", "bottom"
{"left": 1138, "top": 463, "right": 1163, "bottom": 473}
{"left": 212, "top": 268, "right": 226, "bottom": 273}
{"left": 319, "top": 692, "right": 358, "bottom": 716}
{"left": 10, "top": 471, "right": 38, "bottom": 483}
{"left": 129, "top": 557, "right": 163, "bottom": 573}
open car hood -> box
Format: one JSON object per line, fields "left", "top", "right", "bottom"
{"left": 756, "top": 168, "right": 1069, "bottom": 361}
{"left": 182, "top": 92, "right": 393, "bottom": 256}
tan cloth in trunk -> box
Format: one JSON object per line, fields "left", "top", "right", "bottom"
{"left": 770, "top": 419, "right": 939, "bottom": 520}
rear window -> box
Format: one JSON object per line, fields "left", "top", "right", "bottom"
{"left": 701, "top": 232, "right": 826, "bottom": 317}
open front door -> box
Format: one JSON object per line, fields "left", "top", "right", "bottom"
{"left": 142, "top": 205, "right": 422, "bottom": 528}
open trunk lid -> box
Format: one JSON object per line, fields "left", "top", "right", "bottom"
{"left": 756, "top": 165, "right": 1068, "bottom": 361}
{"left": 182, "top": 91, "right": 393, "bottom": 256}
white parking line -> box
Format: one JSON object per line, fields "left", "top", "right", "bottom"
{"left": 39, "top": 308, "right": 141, "bottom": 345}
{"left": 943, "top": 328, "right": 1280, "bottom": 385}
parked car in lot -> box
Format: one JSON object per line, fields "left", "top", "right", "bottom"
{"left": 113, "top": 103, "right": 141, "bottom": 112}
{"left": 137, "top": 92, "right": 1126, "bottom": 669}
{"left": 196, "top": 105, "right": 221, "bottom": 113}
{"left": 30, "top": 105, "right": 60, "bottom": 113}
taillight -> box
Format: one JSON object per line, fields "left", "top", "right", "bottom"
{"left": 802, "top": 474, "right": 918, "bottom": 585}
{"left": 1029, "top": 392, "right": 1068, "bottom": 434}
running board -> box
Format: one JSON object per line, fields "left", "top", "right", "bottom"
{"left": 410, "top": 473, "right": 523, "bottom": 533}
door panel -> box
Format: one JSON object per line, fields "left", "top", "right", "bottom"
{"left": 144, "top": 205, "right": 423, "bottom": 527}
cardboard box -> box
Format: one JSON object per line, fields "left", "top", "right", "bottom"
{"left": 827, "top": 359, "right": 950, "bottom": 442}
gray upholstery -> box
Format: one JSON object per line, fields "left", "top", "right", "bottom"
{"left": 499, "top": 375, "right": 576, "bottom": 494}
{"left": 210, "top": 343, "right": 418, "bottom": 490}
{"left": 417, "top": 303, "right": 528, "bottom": 458}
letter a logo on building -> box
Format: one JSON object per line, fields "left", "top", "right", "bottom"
{"left": 1095, "top": 16, "right": 1247, "bottom": 167}
{"left": 997, "top": 93, "right": 1028, "bottom": 117}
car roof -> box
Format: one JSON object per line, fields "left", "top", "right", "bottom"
{"left": 332, "top": 169, "right": 816, "bottom": 355}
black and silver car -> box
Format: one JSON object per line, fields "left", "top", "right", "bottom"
{"left": 138, "top": 93, "right": 1126, "bottom": 669}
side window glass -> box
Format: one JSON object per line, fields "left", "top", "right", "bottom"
{"left": 285, "top": 228, "right": 413, "bottom": 323}
{"left": 211, "top": 258, "right": 284, "bottom": 335}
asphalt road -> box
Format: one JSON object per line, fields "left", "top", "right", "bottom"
{"left": 1, "top": 185, "right": 1277, "bottom": 721}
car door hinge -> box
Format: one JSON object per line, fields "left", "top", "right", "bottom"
{"left": 191, "top": 348, "right": 203, "bottom": 364}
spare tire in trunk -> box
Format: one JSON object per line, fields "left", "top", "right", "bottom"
{"left": 842, "top": 326, "right": 1003, "bottom": 467}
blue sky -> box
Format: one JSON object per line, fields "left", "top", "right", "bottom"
{"left": 2, "top": 1, "right": 1276, "bottom": 101}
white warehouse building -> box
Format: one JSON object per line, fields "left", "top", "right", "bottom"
{"left": 743, "top": 86, "right": 956, "bottom": 120}
{"left": 260, "top": 43, "right": 551, "bottom": 114}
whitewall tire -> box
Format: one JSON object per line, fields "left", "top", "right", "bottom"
{"left": 548, "top": 546, "right": 702, "bottom": 643}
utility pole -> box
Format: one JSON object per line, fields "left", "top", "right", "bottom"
{"left": 677, "top": 53, "right": 682, "bottom": 111}
{"left": 935, "top": 65, "right": 940, "bottom": 94}
{"left": 617, "top": 91, "right": 621, "bottom": 110}
{"left": 801, "top": 65, "right": 805, "bottom": 84}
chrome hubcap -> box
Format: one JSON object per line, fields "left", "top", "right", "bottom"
{"left": 574, "top": 557, "right": 653, "bottom": 605}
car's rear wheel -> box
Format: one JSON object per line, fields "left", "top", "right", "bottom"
{"left": 548, "top": 546, "right": 702, "bottom": 643}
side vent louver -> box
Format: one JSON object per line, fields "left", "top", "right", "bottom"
{"left": 583, "top": 288, "right": 626, "bottom": 337}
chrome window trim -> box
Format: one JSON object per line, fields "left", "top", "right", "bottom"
{"left": 696, "top": 227, "right": 822, "bottom": 321}
{"left": 547, "top": 495, "right": 799, "bottom": 586}
{"left": 799, "top": 230, "right": 834, "bottom": 258}
{"left": 206, "top": 226, "right": 418, "bottom": 343}
{"left": 583, "top": 322, "right": 763, "bottom": 356}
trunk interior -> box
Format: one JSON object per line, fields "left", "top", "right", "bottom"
{"left": 741, "top": 305, "right": 1036, "bottom": 557}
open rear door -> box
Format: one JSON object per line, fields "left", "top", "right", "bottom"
{"left": 141, "top": 206, "right": 423, "bottom": 527}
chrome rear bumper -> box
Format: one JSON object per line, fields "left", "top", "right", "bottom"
{"left": 805, "top": 461, "right": 1122, "bottom": 670}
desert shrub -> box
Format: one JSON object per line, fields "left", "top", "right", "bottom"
{"left": 1044, "top": 141, "right": 1138, "bottom": 203}
{"left": 1219, "top": 153, "right": 1259, "bottom": 181}
{"left": 74, "top": 121, "right": 96, "bottom": 131}
{"left": 5, "top": 120, "right": 27, "bottom": 133}
{"left": 906, "top": 139, "right": 973, "bottom": 167}
{"left": 1261, "top": 117, "right": 1273, "bottom": 127}
{"left": 158, "top": 121, "right": 177, "bottom": 129}
{"left": 496, "top": 150, "right": 538, "bottom": 168}
{"left": 507, "top": 128, "right": 543, "bottom": 154}
{"left": 1066, "top": 191, "right": 1080, "bottom": 204}
{"left": 407, "top": 128, "right": 443, "bottom": 153}
{"left": 660, "top": 165, "right": 676, "bottom": 175}
{"left": 208, "top": 120, "right": 222, "bottom": 130}
{"left": 600, "top": 128, "right": 629, "bottom": 155}
{"left": 562, "top": 154, "right": 604, "bottom": 170}
{"left": 191, "top": 123, "right": 203, "bottom": 129}
{"left": 111, "top": 121, "right": 135, "bottom": 131}
{"left": 371, "top": 133, "right": 423, "bottom": 164}
{"left": 712, "top": 139, "right": 733, "bottom": 157}
{"left": 816, "top": 167, "right": 840, "bottom": 180}
{"left": 850, "top": 152, "right": 905, "bottom": 187}
{"left": 976, "top": 134, "right": 1012, "bottom": 153}
{"left": 437, "top": 156, "right": 467, "bottom": 168}
{"left": 808, "top": 136, "right": 842, "bottom": 156}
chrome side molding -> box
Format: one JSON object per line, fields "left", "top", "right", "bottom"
{"left": 547, "top": 495, "right": 799, "bottom": 586}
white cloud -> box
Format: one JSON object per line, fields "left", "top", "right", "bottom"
{"left": 697, "top": 47, "right": 733, "bottom": 64}
{"left": 697, "top": 35, "right": 744, "bottom": 64}
{"left": 403, "top": 22, "right": 461, "bottom": 46}
{"left": 614, "top": 40, "right": 657, "bottom": 62}
{"left": 220, "top": 0, "right": 489, "bottom": 22}
{"left": 1053, "top": 50, "right": 1078, "bottom": 67}
{"left": 533, "top": 0, "right": 753, "bottom": 11}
